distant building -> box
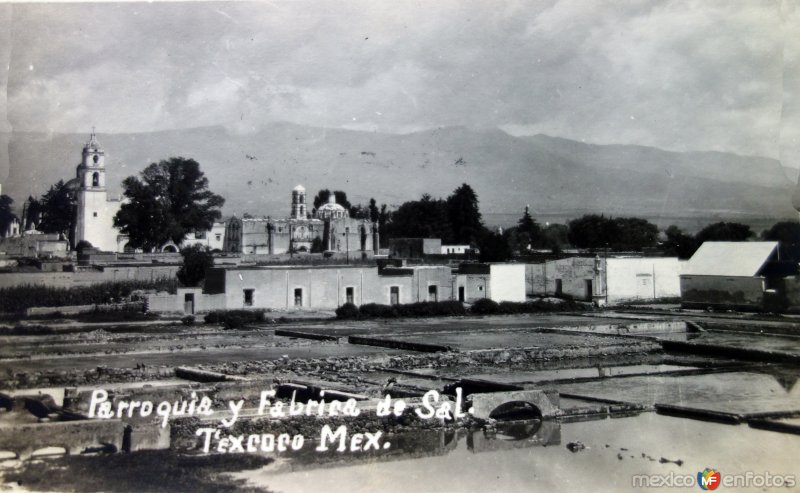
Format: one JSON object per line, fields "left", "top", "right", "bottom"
{"left": 223, "top": 185, "right": 378, "bottom": 255}
{"left": 455, "top": 263, "right": 527, "bottom": 303}
{"left": 0, "top": 233, "right": 70, "bottom": 258}
{"left": 680, "top": 241, "right": 799, "bottom": 310}
{"left": 526, "top": 256, "right": 683, "bottom": 305}
{"left": 389, "top": 238, "right": 442, "bottom": 258}
{"left": 181, "top": 222, "right": 227, "bottom": 251}
{"left": 441, "top": 245, "right": 471, "bottom": 255}
{"left": 2, "top": 217, "right": 20, "bottom": 238}
{"left": 145, "top": 260, "right": 530, "bottom": 314}
{"left": 147, "top": 264, "right": 453, "bottom": 314}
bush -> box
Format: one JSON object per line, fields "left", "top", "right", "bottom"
{"left": 203, "top": 309, "right": 266, "bottom": 329}
{"left": 74, "top": 306, "right": 156, "bottom": 323}
{"left": 395, "top": 301, "right": 467, "bottom": 317}
{"left": 359, "top": 303, "right": 399, "bottom": 318}
{"left": 335, "top": 302, "right": 360, "bottom": 320}
{"left": 0, "top": 279, "right": 178, "bottom": 313}
{"left": 470, "top": 298, "right": 500, "bottom": 314}
{"left": 181, "top": 315, "right": 196, "bottom": 326}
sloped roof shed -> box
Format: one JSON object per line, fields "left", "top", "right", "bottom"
{"left": 682, "top": 241, "right": 778, "bottom": 277}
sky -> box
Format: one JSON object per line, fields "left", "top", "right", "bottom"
{"left": 0, "top": 0, "right": 799, "bottom": 171}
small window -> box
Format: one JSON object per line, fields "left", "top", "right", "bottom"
{"left": 294, "top": 288, "right": 303, "bottom": 307}
{"left": 215, "top": 234, "right": 221, "bottom": 241}
{"left": 478, "top": 285, "right": 483, "bottom": 291}
{"left": 93, "top": 212, "right": 98, "bottom": 217}
{"left": 243, "top": 289, "right": 254, "bottom": 306}
{"left": 93, "top": 154, "right": 99, "bottom": 164}
{"left": 346, "top": 287, "right": 354, "bottom": 304}
{"left": 92, "top": 172, "right": 100, "bottom": 187}
{"left": 390, "top": 286, "right": 400, "bottom": 305}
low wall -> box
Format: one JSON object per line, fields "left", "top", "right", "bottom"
{"left": 680, "top": 275, "right": 764, "bottom": 308}
{"left": 146, "top": 290, "right": 227, "bottom": 314}
{"left": 0, "top": 265, "right": 179, "bottom": 289}
{"left": 25, "top": 302, "right": 144, "bottom": 316}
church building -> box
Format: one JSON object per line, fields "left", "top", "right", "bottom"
{"left": 73, "top": 131, "right": 128, "bottom": 252}
{"left": 224, "top": 185, "right": 379, "bottom": 255}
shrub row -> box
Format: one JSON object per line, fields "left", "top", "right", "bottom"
{"left": 73, "top": 305, "right": 157, "bottom": 323}
{"left": 337, "top": 300, "right": 467, "bottom": 319}
{"left": 0, "top": 279, "right": 178, "bottom": 313}
{"left": 203, "top": 309, "right": 267, "bottom": 329}
{"left": 336, "top": 298, "right": 588, "bottom": 320}
{"left": 471, "top": 298, "right": 589, "bottom": 314}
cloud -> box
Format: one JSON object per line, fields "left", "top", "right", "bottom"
{"left": 1, "top": 0, "right": 795, "bottom": 165}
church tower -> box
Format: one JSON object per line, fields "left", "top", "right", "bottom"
{"left": 75, "top": 130, "right": 114, "bottom": 250}
{"left": 291, "top": 185, "right": 307, "bottom": 219}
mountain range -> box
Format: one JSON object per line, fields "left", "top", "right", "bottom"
{"left": 1, "top": 123, "right": 798, "bottom": 232}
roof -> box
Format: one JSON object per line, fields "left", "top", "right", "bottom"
{"left": 293, "top": 184, "right": 305, "bottom": 192}
{"left": 683, "top": 241, "right": 778, "bottom": 277}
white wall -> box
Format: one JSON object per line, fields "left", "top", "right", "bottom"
{"left": 76, "top": 191, "right": 123, "bottom": 252}
{"left": 606, "top": 257, "right": 683, "bottom": 303}
{"left": 489, "top": 264, "right": 526, "bottom": 302}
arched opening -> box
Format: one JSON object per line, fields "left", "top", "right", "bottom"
{"left": 93, "top": 154, "right": 99, "bottom": 164}
{"left": 296, "top": 245, "right": 308, "bottom": 253}
{"left": 162, "top": 244, "right": 178, "bottom": 253}
{"left": 488, "top": 401, "right": 542, "bottom": 422}
{"left": 494, "top": 420, "right": 542, "bottom": 441}
{"left": 92, "top": 172, "right": 100, "bottom": 187}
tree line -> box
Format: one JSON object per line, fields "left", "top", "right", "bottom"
{"left": 3, "top": 156, "right": 798, "bottom": 265}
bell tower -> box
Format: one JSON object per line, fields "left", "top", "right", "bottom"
{"left": 291, "top": 184, "right": 307, "bottom": 219}
{"left": 77, "top": 128, "right": 106, "bottom": 190}
{"left": 75, "top": 129, "right": 112, "bottom": 250}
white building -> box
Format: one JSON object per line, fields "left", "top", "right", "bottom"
{"left": 441, "top": 245, "right": 471, "bottom": 255}
{"left": 526, "top": 256, "right": 683, "bottom": 305}
{"left": 74, "top": 132, "right": 127, "bottom": 252}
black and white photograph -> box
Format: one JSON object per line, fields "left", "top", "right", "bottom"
{"left": 0, "top": 0, "right": 799, "bottom": 491}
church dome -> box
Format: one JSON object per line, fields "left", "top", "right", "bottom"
{"left": 293, "top": 184, "right": 306, "bottom": 192}
{"left": 316, "top": 194, "right": 348, "bottom": 219}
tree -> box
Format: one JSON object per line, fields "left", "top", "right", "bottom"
{"left": 177, "top": 245, "right": 214, "bottom": 287}
{"left": 762, "top": 221, "right": 800, "bottom": 261}
{"left": 368, "top": 198, "right": 379, "bottom": 223}
{"left": 114, "top": 157, "right": 225, "bottom": 252}
{"left": 447, "top": 183, "right": 485, "bottom": 245}
{"left": 0, "top": 195, "right": 14, "bottom": 237}
{"left": 663, "top": 225, "right": 700, "bottom": 259}
{"left": 508, "top": 206, "right": 542, "bottom": 252}
{"left": 542, "top": 223, "right": 569, "bottom": 253}
{"left": 22, "top": 196, "right": 43, "bottom": 231}
{"left": 567, "top": 214, "right": 611, "bottom": 249}
{"left": 568, "top": 215, "right": 658, "bottom": 250}
{"left": 386, "top": 194, "right": 452, "bottom": 240}
{"left": 312, "top": 189, "right": 352, "bottom": 212}
{"left": 38, "top": 180, "right": 76, "bottom": 238}
{"left": 696, "top": 221, "right": 754, "bottom": 243}
{"left": 310, "top": 237, "right": 325, "bottom": 253}
{"left": 378, "top": 203, "right": 390, "bottom": 248}
{"left": 478, "top": 231, "right": 512, "bottom": 262}
{"left": 612, "top": 217, "right": 658, "bottom": 251}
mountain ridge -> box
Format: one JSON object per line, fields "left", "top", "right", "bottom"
{"left": 1, "top": 124, "right": 796, "bottom": 230}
